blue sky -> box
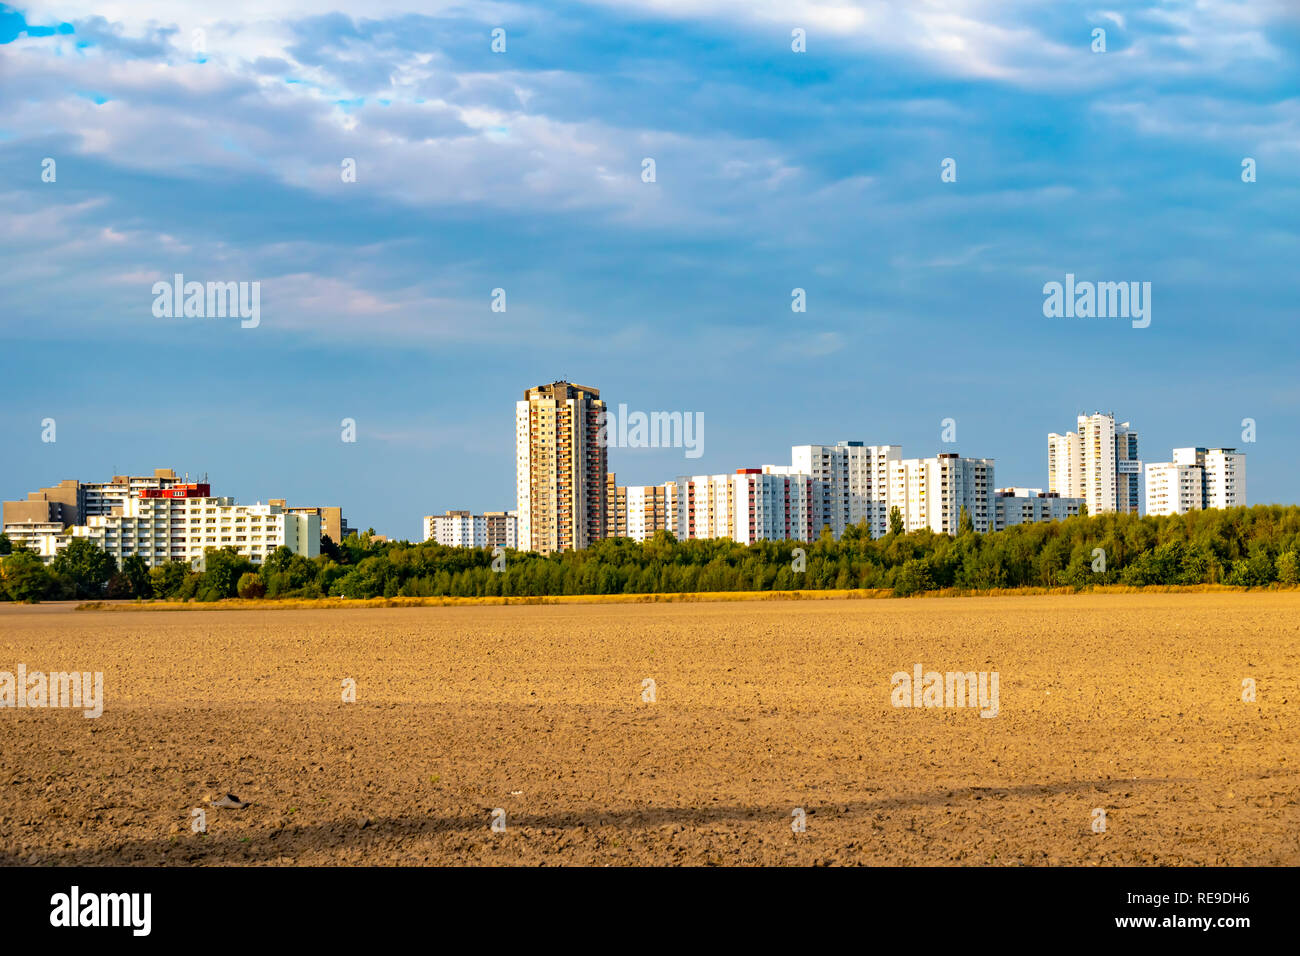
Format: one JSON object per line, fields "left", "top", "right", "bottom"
{"left": 1, "top": 0, "right": 1297, "bottom": 539}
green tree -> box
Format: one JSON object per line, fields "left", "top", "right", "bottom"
{"left": 237, "top": 572, "right": 267, "bottom": 599}
{"left": 150, "top": 561, "right": 195, "bottom": 599}
{"left": 51, "top": 539, "right": 117, "bottom": 598}
{"left": 121, "top": 555, "right": 153, "bottom": 599}
{"left": 893, "top": 559, "right": 934, "bottom": 596}
{"left": 198, "top": 548, "right": 255, "bottom": 599}
{"left": 888, "top": 507, "right": 904, "bottom": 536}
{"left": 0, "top": 551, "right": 57, "bottom": 602}
{"left": 1276, "top": 550, "right": 1300, "bottom": 585}
{"left": 0, "top": 533, "right": 11, "bottom": 556}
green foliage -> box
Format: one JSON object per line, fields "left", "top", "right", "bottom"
{"left": 197, "top": 548, "right": 255, "bottom": 599}
{"left": 892, "top": 559, "right": 934, "bottom": 596}
{"left": 1277, "top": 550, "right": 1300, "bottom": 585}
{"left": 6, "top": 506, "right": 1300, "bottom": 603}
{"left": 0, "top": 551, "right": 59, "bottom": 602}
{"left": 958, "top": 506, "right": 974, "bottom": 536}
{"left": 149, "top": 561, "right": 195, "bottom": 599}
{"left": 122, "top": 555, "right": 153, "bottom": 599}
{"left": 0, "top": 533, "right": 11, "bottom": 556}
{"left": 236, "top": 572, "right": 267, "bottom": 599}
{"left": 51, "top": 538, "right": 118, "bottom": 598}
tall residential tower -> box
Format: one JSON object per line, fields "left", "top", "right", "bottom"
{"left": 515, "top": 381, "right": 607, "bottom": 554}
{"left": 1049, "top": 413, "right": 1140, "bottom": 514}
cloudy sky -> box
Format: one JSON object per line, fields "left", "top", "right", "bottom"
{"left": 1, "top": 0, "right": 1297, "bottom": 538}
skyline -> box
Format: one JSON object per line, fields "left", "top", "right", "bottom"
{"left": 2, "top": 1, "right": 1297, "bottom": 539}
{"left": 5, "top": 390, "right": 1264, "bottom": 542}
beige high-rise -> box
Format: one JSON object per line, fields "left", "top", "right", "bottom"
{"left": 1049, "top": 413, "right": 1140, "bottom": 515}
{"left": 515, "top": 382, "right": 607, "bottom": 554}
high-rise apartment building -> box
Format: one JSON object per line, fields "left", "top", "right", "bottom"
{"left": 1145, "top": 447, "right": 1246, "bottom": 516}
{"left": 887, "top": 454, "right": 996, "bottom": 534}
{"left": 1049, "top": 414, "right": 1139, "bottom": 514}
{"left": 1144, "top": 462, "right": 1204, "bottom": 516}
{"left": 1203, "top": 448, "right": 1247, "bottom": 510}
{"left": 605, "top": 473, "right": 627, "bottom": 539}
{"left": 81, "top": 468, "right": 187, "bottom": 519}
{"left": 625, "top": 485, "right": 673, "bottom": 542}
{"left": 423, "top": 510, "right": 518, "bottom": 548}
{"left": 673, "top": 470, "right": 814, "bottom": 544}
{"left": 789, "top": 442, "right": 900, "bottom": 539}
{"left": 2, "top": 478, "right": 83, "bottom": 528}
{"left": 1115, "top": 420, "right": 1141, "bottom": 513}
{"left": 515, "top": 381, "right": 607, "bottom": 554}
{"left": 268, "top": 501, "right": 350, "bottom": 543}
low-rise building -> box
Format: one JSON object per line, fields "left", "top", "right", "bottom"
{"left": 994, "top": 488, "right": 1084, "bottom": 529}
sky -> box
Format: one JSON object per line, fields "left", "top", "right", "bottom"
{"left": 1, "top": 0, "right": 1297, "bottom": 540}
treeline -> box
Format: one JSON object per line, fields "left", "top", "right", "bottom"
{"left": 2, "top": 506, "right": 1300, "bottom": 603}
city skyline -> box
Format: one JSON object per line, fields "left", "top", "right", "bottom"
{"left": 1, "top": 392, "right": 1268, "bottom": 544}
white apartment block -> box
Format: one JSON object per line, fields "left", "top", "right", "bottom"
{"left": 1203, "top": 448, "right": 1247, "bottom": 510}
{"left": 28, "top": 492, "right": 319, "bottom": 568}
{"left": 1144, "top": 462, "right": 1204, "bottom": 516}
{"left": 2, "top": 521, "right": 67, "bottom": 556}
{"left": 423, "top": 510, "right": 518, "bottom": 549}
{"left": 790, "top": 442, "right": 900, "bottom": 539}
{"left": 1145, "top": 448, "right": 1246, "bottom": 516}
{"left": 674, "top": 473, "right": 734, "bottom": 541}
{"left": 887, "top": 454, "right": 995, "bottom": 534}
{"left": 1049, "top": 413, "right": 1140, "bottom": 514}
{"left": 994, "top": 488, "right": 1084, "bottom": 529}
{"left": 624, "top": 485, "right": 675, "bottom": 542}
{"left": 732, "top": 470, "right": 814, "bottom": 544}
{"left": 80, "top": 468, "right": 187, "bottom": 519}
{"left": 673, "top": 470, "right": 815, "bottom": 544}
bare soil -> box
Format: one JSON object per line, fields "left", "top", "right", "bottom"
{"left": 1, "top": 592, "right": 1296, "bottom": 865}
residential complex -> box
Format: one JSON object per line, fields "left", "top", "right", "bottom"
{"left": 1145, "top": 447, "right": 1247, "bottom": 516}
{"left": 17, "top": 483, "right": 319, "bottom": 568}
{"left": 423, "top": 510, "right": 518, "bottom": 549}
{"left": 515, "top": 381, "right": 607, "bottom": 555}
{"left": 660, "top": 452, "right": 1010, "bottom": 543}
{"left": 1049, "top": 413, "right": 1140, "bottom": 515}
{"left": 3, "top": 468, "right": 345, "bottom": 567}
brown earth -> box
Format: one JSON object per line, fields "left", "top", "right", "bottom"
{"left": 0, "top": 592, "right": 1296, "bottom": 866}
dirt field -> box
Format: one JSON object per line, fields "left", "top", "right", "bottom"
{"left": 1, "top": 593, "right": 1297, "bottom": 865}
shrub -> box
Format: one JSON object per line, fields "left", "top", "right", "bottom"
{"left": 237, "top": 572, "right": 267, "bottom": 599}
